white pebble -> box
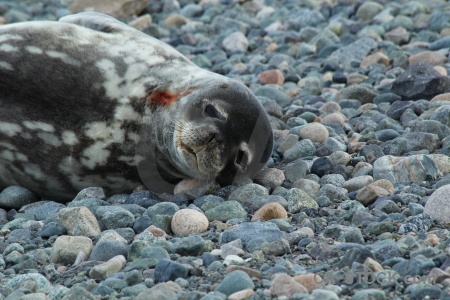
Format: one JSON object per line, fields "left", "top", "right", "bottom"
{"left": 171, "top": 209, "right": 209, "bottom": 236}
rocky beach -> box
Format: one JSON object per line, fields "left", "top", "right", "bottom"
{"left": 2, "top": 0, "right": 450, "bottom": 299}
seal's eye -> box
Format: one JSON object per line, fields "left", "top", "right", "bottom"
{"left": 235, "top": 150, "right": 248, "bottom": 167}
{"left": 204, "top": 104, "right": 225, "bottom": 121}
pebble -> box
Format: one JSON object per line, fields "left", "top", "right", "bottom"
{"left": 6, "top": 273, "right": 51, "bottom": 290}
{"left": 173, "top": 234, "right": 205, "bottom": 256}
{"left": 19, "top": 201, "right": 65, "bottom": 220}
{"left": 222, "top": 32, "right": 248, "bottom": 53}
{"left": 49, "top": 235, "right": 93, "bottom": 265}
{"left": 293, "top": 273, "right": 321, "bottom": 292}
{"left": 89, "top": 239, "right": 128, "bottom": 261}
{"left": 154, "top": 258, "right": 189, "bottom": 283}
{"left": 408, "top": 51, "right": 448, "bottom": 66}
{"left": 373, "top": 155, "right": 439, "bottom": 185}
{"left": 204, "top": 200, "right": 247, "bottom": 221}
{"left": 251, "top": 202, "right": 287, "bottom": 221}
{"left": 258, "top": 69, "right": 285, "bottom": 86}
{"left": 352, "top": 289, "right": 386, "bottom": 300}
{"left": 360, "top": 52, "right": 390, "bottom": 68}
{"left": 68, "top": 0, "right": 147, "bottom": 18}
{"left": 223, "top": 254, "right": 244, "bottom": 266}
{"left": 299, "top": 122, "right": 329, "bottom": 143}
{"left": 270, "top": 273, "right": 308, "bottom": 298}
{"left": 228, "top": 183, "right": 269, "bottom": 201}
{"left": 283, "top": 139, "right": 316, "bottom": 162}
{"left": 136, "top": 282, "right": 181, "bottom": 300}
{"left": 424, "top": 185, "right": 450, "bottom": 222}
{"left": 215, "top": 270, "right": 255, "bottom": 296}
{"left": 284, "top": 187, "right": 319, "bottom": 213}
{"left": 391, "top": 62, "right": 450, "bottom": 100}
{"left": 96, "top": 205, "right": 135, "bottom": 229}
{"left": 128, "top": 14, "right": 152, "bottom": 30}
{"left": 253, "top": 168, "right": 285, "bottom": 189}
{"left": 356, "top": 185, "right": 390, "bottom": 206}
{"left": 384, "top": 26, "right": 410, "bottom": 44}
{"left": 228, "top": 289, "right": 254, "bottom": 300}
{"left": 89, "top": 259, "right": 123, "bottom": 280}
{"left": 0, "top": 186, "right": 39, "bottom": 209}
{"left": 220, "top": 222, "right": 285, "bottom": 245}
{"left": 171, "top": 208, "right": 209, "bottom": 236}
{"left": 343, "top": 175, "right": 374, "bottom": 192}
{"left": 56, "top": 206, "right": 101, "bottom": 237}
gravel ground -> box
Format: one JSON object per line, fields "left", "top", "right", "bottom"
{"left": 3, "top": 0, "right": 450, "bottom": 299}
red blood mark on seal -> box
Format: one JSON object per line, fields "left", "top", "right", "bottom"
{"left": 148, "top": 88, "right": 197, "bottom": 106}
{"left": 149, "top": 90, "right": 180, "bottom": 106}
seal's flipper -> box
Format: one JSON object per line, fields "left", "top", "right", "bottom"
{"left": 59, "top": 12, "right": 133, "bottom": 34}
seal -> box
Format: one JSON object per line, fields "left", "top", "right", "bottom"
{"left": 0, "top": 12, "right": 273, "bottom": 201}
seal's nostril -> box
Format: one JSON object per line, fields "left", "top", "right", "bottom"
{"left": 235, "top": 150, "right": 246, "bottom": 166}
{"left": 208, "top": 133, "right": 215, "bottom": 144}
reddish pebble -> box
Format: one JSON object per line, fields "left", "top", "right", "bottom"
{"left": 251, "top": 202, "right": 287, "bottom": 221}
{"left": 258, "top": 69, "right": 285, "bottom": 86}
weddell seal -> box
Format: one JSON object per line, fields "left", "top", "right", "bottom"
{"left": 0, "top": 12, "right": 273, "bottom": 201}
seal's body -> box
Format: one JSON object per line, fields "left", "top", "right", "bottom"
{"left": 0, "top": 13, "right": 273, "bottom": 201}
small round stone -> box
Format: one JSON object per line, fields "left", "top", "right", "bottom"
{"left": 251, "top": 202, "right": 287, "bottom": 221}
{"left": 171, "top": 209, "right": 209, "bottom": 237}
{"left": 299, "top": 122, "right": 329, "bottom": 143}
{"left": 427, "top": 234, "right": 439, "bottom": 246}
{"left": 320, "top": 112, "right": 347, "bottom": 126}
{"left": 0, "top": 186, "right": 38, "bottom": 209}
{"left": 253, "top": 168, "right": 285, "bottom": 189}
{"left": 174, "top": 178, "right": 203, "bottom": 194}
{"left": 258, "top": 69, "right": 285, "bottom": 86}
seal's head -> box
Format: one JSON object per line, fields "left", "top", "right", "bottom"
{"left": 151, "top": 79, "right": 273, "bottom": 188}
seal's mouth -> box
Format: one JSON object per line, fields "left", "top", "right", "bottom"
{"left": 178, "top": 139, "right": 221, "bottom": 179}
{"left": 180, "top": 142, "right": 197, "bottom": 163}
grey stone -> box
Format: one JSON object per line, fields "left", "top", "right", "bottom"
{"left": 424, "top": 185, "right": 450, "bottom": 222}
{"left": 154, "top": 258, "right": 189, "bottom": 283}
{"left": 0, "top": 186, "right": 38, "bottom": 209}
{"left": 146, "top": 202, "right": 179, "bottom": 217}
{"left": 172, "top": 234, "right": 205, "bottom": 256}
{"left": 391, "top": 62, "right": 450, "bottom": 100}
{"left": 338, "top": 246, "right": 375, "bottom": 268}
{"left": 412, "top": 120, "right": 450, "bottom": 140}
{"left": 228, "top": 183, "right": 269, "bottom": 201}
{"left": 6, "top": 273, "right": 50, "bottom": 290}
{"left": 393, "top": 255, "right": 435, "bottom": 277}
{"left": 73, "top": 187, "right": 106, "bottom": 201}
{"left": 19, "top": 201, "right": 65, "bottom": 220}
{"left": 364, "top": 219, "right": 395, "bottom": 236}
{"left": 283, "top": 139, "right": 316, "bottom": 162}
{"left": 214, "top": 270, "right": 254, "bottom": 296}
{"left": 204, "top": 200, "right": 247, "bottom": 222}
{"left": 398, "top": 214, "right": 432, "bottom": 234}
{"left": 373, "top": 155, "right": 439, "bottom": 185}
{"left": 220, "top": 222, "right": 285, "bottom": 246}
{"left": 368, "top": 239, "right": 406, "bottom": 262}
{"left": 284, "top": 188, "right": 318, "bottom": 213}
{"left": 324, "top": 224, "right": 364, "bottom": 244}
{"left": 352, "top": 289, "right": 386, "bottom": 300}
{"left": 283, "top": 159, "right": 310, "bottom": 181}
{"left": 89, "top": 239, "right": 128, "bottom": 261}
{"left": 327, "top": 38, "right": 377, "bottom": 71}
{"left": 96, "top": 206, "right": 135, "bottom": 229}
